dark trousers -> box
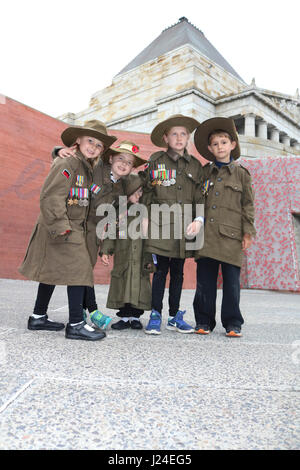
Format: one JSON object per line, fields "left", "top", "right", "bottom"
{"left": 83, "top": 286, "right": 98, "bottom": 313}
{"left": 151, "top": 255, "right": 185, "bottom": 317}
{"left": 117, "top": 304, "right": 144, "bottom": 319}
{"left": 193, "top": 258, "right": 244, "bottom": 330}
{"left": 33, "top": 283, "right": 87, "bottom": 324}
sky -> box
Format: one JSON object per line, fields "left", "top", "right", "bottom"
{"left": 1, "top": 0, "right": 299, "bottom": 119}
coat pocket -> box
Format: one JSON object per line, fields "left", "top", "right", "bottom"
{"left": 223, "top": 181, "right": 243, "bottom": 212}
{"left": 49, "top": 230, "right": 84, "bottom": 245}
{"left": 219, "top": 224, "right": 242, "bottom": 241}
{"left": 67, "top": 204, "right": 87, "bottom": 220}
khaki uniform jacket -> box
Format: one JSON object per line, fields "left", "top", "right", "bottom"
{"left": 19, "top": 152, "right": 95, "bottom": 286}
{"left": 195, "top": 160, "right": 256, "bottom": 267}
{"left": 101, "top": 214, "right": 154, "bottom": 310}
{"left": 87, "top": 162, "right": 125, "bottom": 266}
{"left": 141, "top": 149, "right": 204, "bottom": 259}
{"left": 52, "top": 148, "right": 125, "bottom": 266}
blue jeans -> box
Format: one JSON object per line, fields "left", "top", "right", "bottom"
{"left": 193, "top": 258, "right": 244, "bottom": 330}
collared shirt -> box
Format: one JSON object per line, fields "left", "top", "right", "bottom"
{"left": 110, "top": 171, "right": 120, "bottom": 183}
{"left": 166, "top": 147, "right": 191, "bottom": 162}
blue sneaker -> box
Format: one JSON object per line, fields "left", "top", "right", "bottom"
{"left": 145, "top": 310, "right": 161, "bottom": 335}
{"left": 90, "top": 310, "right": 112, "bottom": 330}
{"left": 167, "top": 310, "right": 194, "bottom": 334}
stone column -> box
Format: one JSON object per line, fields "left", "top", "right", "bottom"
{"left": 257, "top": 120, "right": 268, "bottom": 139}
{"left": 244, "top": 113, "right": 256, "bottom": 137}
{"left": 292, "top": 142, "right": 300, "bottom": 150}
{"left": 270, "top": 127, "right": 280, "bottom": 143}
{"left": 282, "top": 135, "right": 291, "bottom": 146}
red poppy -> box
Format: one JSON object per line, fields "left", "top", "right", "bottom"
{"left": 132, "top": 145, "right": 139, "bottom": 153}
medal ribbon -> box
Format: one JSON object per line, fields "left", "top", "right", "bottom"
{"left": 90, "top": 183, "right": 101, "bottom": 194}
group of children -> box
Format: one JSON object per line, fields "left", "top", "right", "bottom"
{"left": 20, "top": 114, "right": 256, "bottom": 341}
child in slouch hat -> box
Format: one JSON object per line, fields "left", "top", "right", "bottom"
{"left": 193, "top": 117, "right": 256, "bottom": 337}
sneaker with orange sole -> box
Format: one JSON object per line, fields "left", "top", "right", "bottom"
{"left": 225, "top": 326, "right": 242, "bottom": 337}
{"left": 195, "top": 324, "right": 211, "bottom": 335}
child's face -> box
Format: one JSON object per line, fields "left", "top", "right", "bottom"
{"left": 110, "top": 153, "right": 135, "bottom": 178}
{"left": 208, "top": 134, "right": 236, "bottom": 163}
{"left": 76, "top": 136, "right": 104, "bottom": 159}
{"left": 128, "top": 187, "right": 143, "bottom": 204}
{"left": 163, "top": 126, "right": 190, "bottom": 154}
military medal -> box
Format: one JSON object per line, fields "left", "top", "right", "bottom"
{"left": 151, "top": 165, "right": 176, "bottom": 187}
{"left": 202, "top": 179, "right": 214, "bottom": 196}
{"left": 76, "top": 175, "right": 84, "bottom": 187}
{"left": 67, "top": 199, "right": 74, "bottom": 206}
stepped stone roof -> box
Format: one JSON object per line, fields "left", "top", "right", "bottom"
{"left": 117, "top": 17, "right": 244, "bottom": 82}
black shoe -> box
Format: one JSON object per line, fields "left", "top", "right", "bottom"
{"left": 28, "top": 315, "right": 65, "bottom": 331}
{"left": 111, "top": 320, "right": 131, "bottom": 330}
{"left": 130, "top": 319, "right": 143, "bottom": 330}
{"left": 65, "top": 322, "right": 106, "bottom": 341}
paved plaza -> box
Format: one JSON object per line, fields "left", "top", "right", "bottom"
{"left": 0, "top": 278, "right": 299, "bottom": 450}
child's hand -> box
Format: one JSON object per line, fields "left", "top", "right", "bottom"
{"left": 101, "top": 254, "right": 110, "bottom": 266}
{"left": 186, "top": 220, "right": 202, "bottom": 237}
{"left": 242, "top": 233, "right": 252, "bottom": 251}
{"left": 58, "top": 145, "right": 77, "bottom": 158}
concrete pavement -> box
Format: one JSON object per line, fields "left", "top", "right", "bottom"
{"left": 0, "top": 279, "right": 299, "bottom": 450}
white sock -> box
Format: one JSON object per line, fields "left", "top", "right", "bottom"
{"left": 32, "top": 314, "right": 46, "bottom": 319}
{"left": 70, "top": 321, "right": 84, "bottom": 326}
{"left": 129, "top": 317, "right": 140, "bottom": 322}
{"left": 121, "top": 317, "right": 129, "bottom": 322}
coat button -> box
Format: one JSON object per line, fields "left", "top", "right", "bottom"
{"left": 215, "top": 191, "right": 219, "bottom": 196}
{"left": 217, "top": 177, "right": 222, "bottom": 182}
{"left": 212, "top": 205, "right": 217, "bottom": 209}
{"left": 178, "top": 186, "right": 182, "bottom": 190}
{"left": 210, "top": 218, "right": 214, "bottom": 222}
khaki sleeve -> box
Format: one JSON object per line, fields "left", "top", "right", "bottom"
{"left": 139, "top": 165, "right": 153, "bottom": 208}
{"left": 100, "top": 238, "right": 116, "bottom": 255}
{"left": 193, "top": 162, "right": 205, "bottom": 206}
{"left": 51, "top": 146, "right": 63, "bottom": 161}
{"left": 40, "top": 159, "right": 73, "bottom": 238}
{"left": 241, "top": 171, "right": 256, "bottom": 237}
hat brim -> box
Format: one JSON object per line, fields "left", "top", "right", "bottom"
{"left": 151, "top": 116, "right": 200, "bottom": 148}
{"left": 125, "top": 181, "right": 143, "bottom": 197}
{"left": 194, "top": 118, "right": 240, "bottom": 161}
{"left": 61, "top": 126, "right": 117, "bottom": 148}
{"left": 102, "top": 147, "right": 146, "bottom": 168}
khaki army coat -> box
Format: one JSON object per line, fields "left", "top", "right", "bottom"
{"left": 101, "top": 214, "right": 154, "bottom": 311}
{"left": 19, "top": 152, "right": 95, "bottom": 286}
{"left": 141, "top": 149, "right": 204, "bottom": 259}
{"left": 52, "top": 148, "right": 125, "bottom": 267}
{"left": 87, "top": 162, "right": 125, "bottom": 266}
{"left": 195, "top": 160, "right": 256, "bottom": 267}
